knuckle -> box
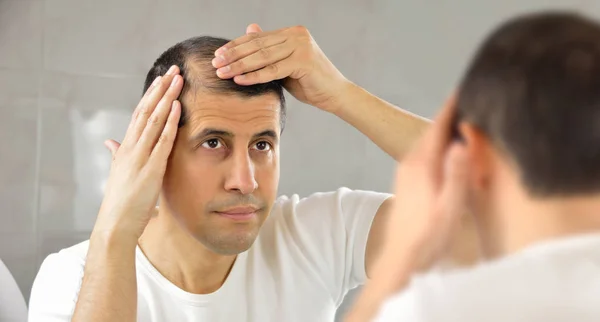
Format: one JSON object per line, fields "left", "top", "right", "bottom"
{"left": 156, "top": 76, "right": 170, "bottom": 89}
{"left": 227, "top": 46, "right": 237, "bottom": 58}
{"left": 157, "top": 133, "right": 171, "bottom": 144}
{"left": 252, "top": 37, "right": 265, "bottom": 49}
{"left": 147, "top": 113, "right": 160, "bottom": 126}
{"left": 138, "top": 106, "right": 151, "bottom": 118}
{"left": 292, "top": 25, "right": 309, "bottom": 35}
{"left": 233, "top": 59, "right": 246, "bottom": 72}
{"left": 258, "top": 47, "right": 270, "bottom": 59}
{"left": 267, "top": 63, "right": 279, "bottom": 75}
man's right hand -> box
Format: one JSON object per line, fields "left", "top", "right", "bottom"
{"left": 92, "top": 65, "right": 183, "bottom": 244}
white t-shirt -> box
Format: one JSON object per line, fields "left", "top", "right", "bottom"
{"left": 374, "top": 233, "right": 600, "bottom": 322}
{"left": 28, "top": 188, "right": 391, "bottom": 322}
{"left": 0, "top": 259, "right": 28, "bottom": 322}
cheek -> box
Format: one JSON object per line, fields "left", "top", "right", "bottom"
{"left": 163, "top": 149, "right": 220, "bottom": 207}
{"left": 253, "top": 152, "right": 279, "bottom": 196}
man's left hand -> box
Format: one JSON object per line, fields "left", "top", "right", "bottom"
{"left": 345, "top": 97, "right": 472, "bottom": 322}
{"left": 211, "top": 24, "right": 349, "bottom": 113}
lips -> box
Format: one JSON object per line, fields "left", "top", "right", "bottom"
{"left": 215, "top": 206, "right": 259, "bottom": 221}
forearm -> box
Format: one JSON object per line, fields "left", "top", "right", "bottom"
{"left": 327, "top": 82, "right": 430, "bottom": 161}
{"left": 72, "top": 231, "right": 138, "bottom": 322}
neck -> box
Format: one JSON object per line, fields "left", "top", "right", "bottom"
{"left": 138, "top": 209, "right": 236, "bottom": 294}
{"left": 481, "top": 190, "right": 600, "bottom": 259}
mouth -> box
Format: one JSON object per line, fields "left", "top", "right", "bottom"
{"left": 214, "top": 206, "right": 260, "bottom": 221}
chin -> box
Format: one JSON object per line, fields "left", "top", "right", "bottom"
{"left": 196, "top": 230, "right": 259, "bottom": 255}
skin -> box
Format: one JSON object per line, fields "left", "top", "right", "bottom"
{"left": 73, "top": 66, "right": 183, "bottom": 322}
{"left": 71, "top": 23, "right": 480, "bottom": 321}
{"left": 345, "top": 97, "right": 600, "bottom": 322}
{"left": 139, "top": 92, "right": 282, "bottom": 294}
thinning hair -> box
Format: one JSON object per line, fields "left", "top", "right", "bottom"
{"left": 143, "top": 36, "right": 286, "bottom": 130}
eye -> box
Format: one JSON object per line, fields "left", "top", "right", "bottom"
{"left": 201, "top": 138, "right": 223, "bottom": 149}
{"left": 252, "top": 141, "right": 272, "bottom": 151}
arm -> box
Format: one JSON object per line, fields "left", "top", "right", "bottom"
{"left": 366, "top": 198, "right": 481, "bottom": 278}
{"left": 71, "top": 67, "right": 183, "bottom": 321}
{"left": 327, "top": 82, "right": 430, "bottom": 161}
{"left": 346, "top": 98, "right": 472, "bottom": 322}
{"left": 212, "top": 24, "right": 429, "bottom": 161}
{"left": 71, "top": 234, "right": 138, "bottom": 321}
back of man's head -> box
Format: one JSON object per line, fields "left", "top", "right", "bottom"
{"left": 143, "top": 36, "right": 286, "bottom": 130}
{"left": 456, "top": 11, "right": 600, "bottom": 197}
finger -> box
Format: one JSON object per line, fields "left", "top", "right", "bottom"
{"left": 213, "top": 34, "right": 288, "bottom": 70}
{"left": 439, "top": 143, "right": 470, "bottom": 221}
{"left": 409, "top": 94, "right": 457, "bottom": 185}
{"left": 148, "top": 100, "right": 181, "bottom": 167}
{"left": 124, "top": 66, "right": 180, "bottom": 147}
{"left": 216, "top": 41, "right": 293, "bottom": 79}
{"left": 136, "top": 75, "right": 183, "bottom": 156}
{"left": 125, "top": 76, "right": 162, "bottom": 133}
{"left": 104, "top": 139, "right": 121, "bottom": 159}
{"left": 233, "top": 61, "right": 292, "bottom": 85}
{"left": 246, "top": 23, "right": 262, "bottom": 34}
{"left": 215, "top": 29, "right": 284, "bottom": 56}
{"left": 422, "top": 94, "right": 458, "bottom": 158}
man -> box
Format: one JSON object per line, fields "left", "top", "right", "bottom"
{"left": 346, "top": 11, "right": 600, "bottom": 322}
{"left": 28, "top": 24, "right": 470, "bottom": 321}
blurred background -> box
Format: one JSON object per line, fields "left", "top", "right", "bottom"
{"left": 0, "top": 0, "right": 596, "bottom": 320}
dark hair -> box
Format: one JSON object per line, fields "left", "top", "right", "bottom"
{"left": 143, "top": 36, "right": 286, "bottom": 130}
{"left": 456, "top": 11, "right": 600, "bottom": 197}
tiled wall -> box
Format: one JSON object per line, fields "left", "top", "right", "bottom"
{"left": 0, "top": 0, "right": 595, "bottom": 319}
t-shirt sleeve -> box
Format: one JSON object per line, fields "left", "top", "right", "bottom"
{"left": 278, "top": 187, "right": 392, "bottom": 305}
{"left": 28, "top": 252, "right": 85, "bottom": 322}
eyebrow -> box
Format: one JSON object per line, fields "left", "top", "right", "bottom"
{"left": 191, "top": 128, "right": 279, "bottom": 143}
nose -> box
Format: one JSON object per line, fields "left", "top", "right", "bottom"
{"left": 224, "top": 150, "right": 258, "bottom": 195}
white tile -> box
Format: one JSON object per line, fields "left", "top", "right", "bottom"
{"left": 39, "top": 106, "right": 130, "bottom": 232}
{"left": 278, "top": 100, "right": 367, "bottom": 197}
{"left": 0, "top": 0, "right": 43, "bottom": 70}
{"left": 43, "top": 0, "right": 154, "bottom": 75}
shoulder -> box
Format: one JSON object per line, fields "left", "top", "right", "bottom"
{"left": 375, "top": 251, "right": 597, "bottom": 322}
{"left": 271, "top": 187, "right": 392, "bottom": 218}
{"left": 29, "top": 240, "right": 90, "bottom": 316}
{"left": 36, "top": 239, "right": 89, "bottom": 277}
{"left": 374, "top": 264, "right": 516, "bottom": 322}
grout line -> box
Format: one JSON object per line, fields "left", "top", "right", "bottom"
{"left": 32, "top": 0, "right": 46, "bottom": 276}
{"left": 0, "top": 66, "right": 144, "bottom": 80}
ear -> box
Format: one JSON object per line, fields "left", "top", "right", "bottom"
{"left": 459, "top": 122, "right": 493, "bottom": 191}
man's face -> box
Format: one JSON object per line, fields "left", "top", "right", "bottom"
{"left": 161, "top": 91, "right": 281, "bottom": 255}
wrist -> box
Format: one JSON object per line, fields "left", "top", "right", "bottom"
{"left": 90, "top": 227, "right": 139, "bottom": 251}
{"left": 317, "top": 78, "right": 357, "bottom": 115}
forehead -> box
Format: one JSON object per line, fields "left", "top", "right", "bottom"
{"left": 181, "top": 91, "right": 282, "bottom": 135}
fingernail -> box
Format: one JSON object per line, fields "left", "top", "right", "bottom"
{"left": 215, "top": 47, "right": 226, "bottom": 56}
{"left": 212, "top": 56, "right": 226, "bottom": 67}
{"left": 170, "top": 75, "right": 180, "bottom": 87}
{"left": 217, "top": 65, "right": 230, "bottom": 75}
{"left": 166, "top": 65, "right": 177, "bottom": 75}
